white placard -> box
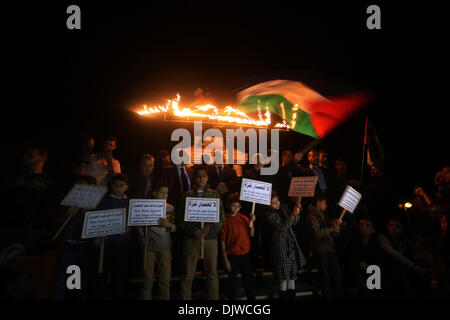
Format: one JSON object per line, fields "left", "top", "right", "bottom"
{"left": 288, "top": 176, "right": 318, "bottom": 197}
{"left": 128, "top": 199, "right": 166, "bottom": 226}
{"left": 61, "top": 184, "right": 108, "bottom": 209}
{"left": 81, "top": 208, "right": 126, "bottom": 239}
{"left": 184, "top": 197, "right": 220, "bottom": 223}
{"left": 239, "top": 178, "right": 272, "bottom": 205}
{"left": 338, "top": 185, "right": 362, "bottom": 214}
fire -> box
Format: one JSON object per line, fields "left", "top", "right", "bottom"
{"left": 137, "top": 94, "right": 290, "bottom": 129}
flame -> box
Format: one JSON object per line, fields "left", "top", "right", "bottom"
{"left": 137, "top": 94, "right": 290, "bottom": 129}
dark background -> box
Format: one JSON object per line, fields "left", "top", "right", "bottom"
{"left": 3, "top": 1, "right": 448, "bottom": 202}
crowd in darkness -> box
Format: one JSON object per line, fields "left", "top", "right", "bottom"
{"left": 0, "top": 134, "right": 449, "bottom": 300}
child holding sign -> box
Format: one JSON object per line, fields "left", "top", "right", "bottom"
{"left": 264, "top": 191, "right": 307, "bottom": 300}
{"left": 305, "top": 193, "right": 343, "bottom": 300}
{"left": 219, "top": 193, "right": 256, "bottom": 300}
{"left": 178, "top": 166, "right": 225, "bottom": 300}
{"left": 53, "top": 175, "right": 97, "bottom": 300}
{"left": 92, "top": 173, "right": 131, "bottom": 299}
{"left": 140, "top": 180, "right": 176, "bottom": 300}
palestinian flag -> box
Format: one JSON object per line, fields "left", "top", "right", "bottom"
{"left": 237, "top": 79, "right": 372, "bottom": 138}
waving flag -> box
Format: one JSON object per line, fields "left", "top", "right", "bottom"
{"left": 237, "top": 79, "right": 371, "bottom": 138}
{"left": 366, "top": 118, "right": 385, "bottom": 169}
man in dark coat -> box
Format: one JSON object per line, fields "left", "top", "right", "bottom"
{"left": 127, "top": 154, "right": 155, "bottom": 278}
{"left": 162, "top": 164, "right": 193, "bottom": 211}
{"left": 161, "top": 163, "right": 193, "bottom": 277}
{"left": 128, "top": 154, "right": 155, "bottom": 199}
{"left": 206, "top": 163, "right": 240, "bottom": 196}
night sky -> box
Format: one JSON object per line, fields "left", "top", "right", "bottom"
{"left": 4, "top": 2, "right": 448, "bottom": 202}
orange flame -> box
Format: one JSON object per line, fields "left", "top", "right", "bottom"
{"left": 137, "top": 94, "right": 290, "bottom": 129}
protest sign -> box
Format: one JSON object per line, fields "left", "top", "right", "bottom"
{"left": 81, "top": 208, "right": 126, "bottom": 239}
{"left": 338, "top": 185, "right": 362, "bottom": 214}
{"left": 128, "top": 199, "right": 166, "bottom": 226}
{"left": 288, "top": 176, "right": 318, "bottom": 197}
{"left": 184, "top": 197, "right": 220, "bottom": 223}
{"left": 61, "top": 184, "right": 107, "bottom": 209}
{"left": 239, "top": 178, "right": 272, "bottom": 205}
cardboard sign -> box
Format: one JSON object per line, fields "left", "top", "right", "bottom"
{"left": 184, "top": 197, "right": 220, "bottom": 223}
{"left": 288, "top": 176, "right": 318, "bottom": 197}
{"left": 81, "top": 208, "right": 126, "bottom": 239}
{"left": 128, "top": 199, "right": 166, "bottom": 226}
{"left": 338, "top": 185, "right": 362, "bottom": 214}
{"left": 61, "top": 184, "right": 107, "bottom": 209}
{"left": 239, "top": 178, "right": 272, "bottom": 205}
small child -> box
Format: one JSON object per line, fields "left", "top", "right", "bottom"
{"left": 178, "top": 165, "right": 225, "bottom": 300}
{"left": 264, "top": 191, "right": 306, "bottom": 300}
{"left": 305, "top": 193, "right": 343, "bottom": 300}
{"left": 219, "top": 193, "right": 256, "bottom": 300}
{"left": 348, "top": 216, "right": 380, "bottom": 297}
{"left": 139, "top": 180, "right": 176, "bottom": 300}
{"left": 86, "top": 136, "right": 121, "bottom": 187}
{"left": 85, "top": 153, "right": 109, "bottom": 187}
{"left": 92, "top": 173, "right": 131, "bottom": 299}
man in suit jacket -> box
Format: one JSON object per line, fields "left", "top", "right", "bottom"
{"left": 162, "top": 164, "right": 193, "bottom": 211}
{"left": 206, "top": 164, "right": 240, "bottom": 196}
{"left": 161, "top": 163, "right": 193, "bottom": 278}
{"left": 128, "top": 154, "right": 155, "bottom": 199}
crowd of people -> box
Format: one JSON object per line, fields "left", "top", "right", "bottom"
{"left": 0, "top": 134, "right": 449, "bottom": 300}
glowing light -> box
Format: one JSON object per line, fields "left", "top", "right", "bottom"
{"left": 136, "top": 94, "right": 290, "bottom": 129}
{"left": 404, "top": 202, "right": 413, "bottom": 208}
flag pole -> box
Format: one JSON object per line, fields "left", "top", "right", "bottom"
{"left": 249, "top": 202, "right": 255, "bottom": 228}
{"left": 52, "top": 215, "right": 73, "bottom": 241}
{"left": 360, "top": 117, "right": 369, "bottom": 186}
{"left": 143, "top": 226, "right": 148, "bottom": 271}
{"left": 98, "top": 242, "right": 105, "bottom": 274}
{"left": 300, "top": 138, "right": 322, "bottom": 155}
{"left": 200, "top": 222, "right": 204, "bottom": 259}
